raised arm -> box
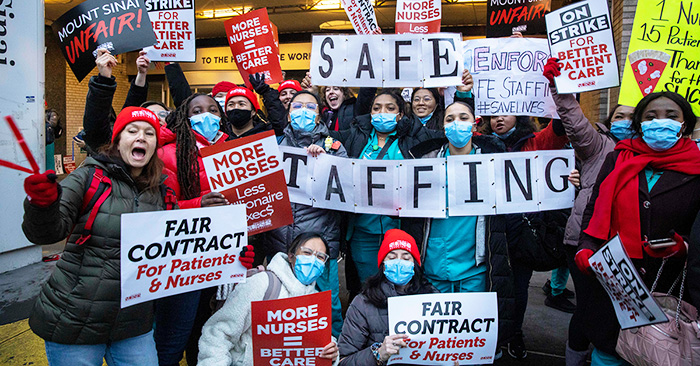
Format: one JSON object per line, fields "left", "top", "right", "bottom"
{"left": 83, "top": 49, "right": 117, "bottom": 152}
{"left": 164, "top": 63, "right": 192, "bottom": 107}
{"left": 123, "top": 50, "right": 150, "bottom": 109}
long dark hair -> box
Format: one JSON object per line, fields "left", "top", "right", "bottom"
{"left": 362, "top": 262, "right": 433, "bottom": 309}
{"left": 98, "top": 135, "right": 164, "bottom": 192}
{"left": 287, "top": 232, "right": 329, "bottom": 257}
{"left": 631, "top": 91, "right": 697, "bottom": 136}
{"left": 479, "top": 115, "right": 537, "bottom": 144}
{"left": 371, "top": 90, "right": 406, "bottom": 116}
{"left": 410, "top": 88, "right": 444, "bottom": 130}
{"left": 45, "top": 109, "right": 63, "bottom": 138}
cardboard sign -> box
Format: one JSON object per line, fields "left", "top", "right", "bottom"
{"left": 341, "top": 0, "right": 381, "bottom": 34}
{"left": 51, "top": 0, "right": 158, "bottom": 82}
{"left": 200, "top": 130, "right": 293, "bottom": 235}
{"left": 279, "top": 147, "right": 574, "bottom": 216}
{"left": 463, "top": 37, "right": 560, "bottom": 118}
{"left": 545, "top": 0, "right": 619, "bottom": 93}
{"left": 589, "top": 236, "right": 667, "bottom": 329}
{"left": 310, "top": 33, "right": 463, "bottom": 88}
{"left": 142, "top": 0, "right": 195, "bottom": 62}
{"left": 120, "top": 205, "right": 248, "bottom": 308}
{"left": 618, "top": 0, "right": 700, "bottom": 115}
{"left": 224, "top": 8, "right": 284, "bottom": 89}
{"left": 252, "top": 291, "right": 333, "bottom": 366}
{"left": 395, "top": 0, "right": 441, "bottom": 34}
{"left": 487, "top": 0, "right": 551, "bottom": 38}
{"left": 388, "top": 292, "right": 499, "bottom": 365}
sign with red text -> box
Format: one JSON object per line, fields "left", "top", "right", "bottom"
{"left": 51, "top": 0, "right": 157, "bottom": 81}
{"left": 252, "top": 291, "right": 333, "bottom": 366}
{"left": 224, "top": 8, "right": 284, "bottom": 89}
{"left": 120, "top": 205, "right": 248, "bottom": 308}
{"left": 395, "top": 0, "right": 441, "bottom": 34}
{"left": 200, "top": 130, "right": 293, "bottom": 235}
{"left": 487, "top": 0, "right": 550, "bottom": 38}
{"left": 589, "top": 236, "right": 667, "bottom": 329}
{"left": 143, "top": 0, "right": 195, "bottom": 62}
{"left": 341, "top": 0, "right": 381, "bottom": 34}
{"left": 546, "top": 0, "right": 619, "bottom": 93}
{"left": 388, "top": 293, "right": 498, "bottom": 365}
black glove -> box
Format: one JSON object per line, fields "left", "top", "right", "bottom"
{"left": 249, "top": 73, "right": 270, "bottom": 94}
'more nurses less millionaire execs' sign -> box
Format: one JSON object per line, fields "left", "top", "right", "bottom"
{"left": 52, "top": 0, "right": 157, "bottom": 81}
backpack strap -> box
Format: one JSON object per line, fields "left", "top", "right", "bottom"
{"left": 160, "top": 184, "right": 177, "bottom": 210}
{"left": 263, "top": 271, "right": 282, "bottom": 301}
{"left": 75, "top": 167, "right": 112, "bottom": 245}
{"left": 376, "top": 136, "right": 397, "bottom": 160}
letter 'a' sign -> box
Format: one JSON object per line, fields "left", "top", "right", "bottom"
{"left": 200, "top": 131, "right": 293, "bottom": 235}
{"left": 310, "top": 33, "right": 463, "bottom": 87}
{"left": 252, "top": 291, "right": 332, "bottom": 366}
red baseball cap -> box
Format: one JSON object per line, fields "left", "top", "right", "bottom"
{"left": 377, "top": 229, "right": 421, "bottom": 268}
{"left": 112, "top": 107, "right": 160, "bottom": 143}
{"left": 226, "top": 87, "right": 260, "bottom": 111}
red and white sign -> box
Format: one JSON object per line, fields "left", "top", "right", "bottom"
{"left": 224, "top": 8, "right": 284, "bottom": 89}
{"left": 341, "top": 0, "right": 381, "bottom": 34}
{"left": 395, "top": 0, "right": 441, "bottom": 34}
{"left": 252, "top": 291, "right": 333, "bottom": 366}
{"left": 120, "top": 205, "right": 248, "bottom": 308}
{"left": 200, "top": 130, "right": 293, "bottom": 235}
{"left": 143, "top": 0, "right": 196, "bottom": 62}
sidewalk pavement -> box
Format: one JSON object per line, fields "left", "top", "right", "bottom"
{"left": 0, "top": 259, "right": 575, "bottom": 365}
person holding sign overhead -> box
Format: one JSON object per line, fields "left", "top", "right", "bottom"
{"left": 338, "top": 229, "right": 439, "bottom": 365}
{"left": 576, "top": 91, "right": 700, "bottom": 365}
{"left": 198, "top": 232, "right": 339, "bottom": 366}
{"left": 22, "top": 107, "right": 168, "bottom": 366}
{"left": 406, "top": 101, "right": 515, "bottom": 353}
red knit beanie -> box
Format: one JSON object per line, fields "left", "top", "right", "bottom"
{"left": 212, "top": 81, "right": 236, "bottom": 97}
{"left": 226, "top": 86, "right": 260, "bottom": 111}
{"left": 112, "top": 107, "right": 160, "bottom": 143}
{"left": 278, "top": 80, "right": 302, "bottom": 92}
{"left": 377, "top": 229, "right": 421, "bottom": 268}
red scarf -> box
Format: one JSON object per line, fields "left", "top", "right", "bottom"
{"left": 584, "top": 138, "right": 700, "bottom": 258}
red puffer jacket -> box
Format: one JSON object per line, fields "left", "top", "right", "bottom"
{"left": 158, "top": 126, "right": 229, "bottom": 209}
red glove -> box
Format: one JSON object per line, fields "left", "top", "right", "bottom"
{"left": 643, "top": 232, "right": 687, "bottom": 258}
{"left": 543, "top": 57, "right": 561, "bottom": 85}
{"left": 24, "top": 170, "right": 58, "bottom": 207}
{"left": 239, "top": 245, "right": 255, "bottom": 269}
{"left": 575, "top": 249, "right": 594, "bottom": 276}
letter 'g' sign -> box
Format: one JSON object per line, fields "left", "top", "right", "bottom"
{"left": 310, "top": 33, "right": 463, "bottom": 88}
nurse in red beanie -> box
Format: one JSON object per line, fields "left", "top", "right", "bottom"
{"left": 337, "top": 229, "right": 437, "bottom": 366}
{"left": 278, "top": 79, "right": 302, "bottom": 109}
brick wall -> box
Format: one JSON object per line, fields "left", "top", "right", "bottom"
{"left": 64, "top": 57, "right": 130, "bottom": 166}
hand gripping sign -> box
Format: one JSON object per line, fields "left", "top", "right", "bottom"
{"left": 252, "top": 291, "right": 333, "bottom": 366}
{"left": 120, "top": 205, "right": 248, "bottom": 308}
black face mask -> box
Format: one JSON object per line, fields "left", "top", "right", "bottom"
{"left": 227, "top": 108, "right": 253, "bottom": 129}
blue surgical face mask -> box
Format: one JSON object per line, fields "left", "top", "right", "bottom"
{"left": 493, "top": 125, "right": 516, "bottom": 140}
{"left": 610, "top": 120, "right": 636, "bottom": 141}
{"left": 215, "top": 97, "right": 226, "bottom": 110}
{"left": 419, "top": 111, "right": 434, "bottom": 125}
{"left": 641, "top": 118, "right": 683, "bottom": 151}
{"left": 190, "top": 112, "right": 221, "bottom": 141}
{"left": 444, "top": 121, "right": 473, "bottom": 148}
{"left": 294, "top": 254, "right": 325, "bottom": 285}
{"left": 371, "top": 113, "right": 399, "bottom": 133}
{"left": 290, "top": 108, "right": 318, "bottom": 132}
{"left": 383, "top": 259, "right": 414, "bottom": 286}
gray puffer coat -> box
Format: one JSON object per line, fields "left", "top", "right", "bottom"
{"left": 22, "top": 155, "right": 170, "bottom": 344}
{"left": 265, "top": 123, "right": 347, "bottom": 258}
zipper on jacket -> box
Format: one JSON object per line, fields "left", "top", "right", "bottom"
{"left": 134, "top": 195, "right": 140, "bottom": 210}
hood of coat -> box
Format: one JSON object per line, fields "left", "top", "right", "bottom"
{"left": 282, "top": 122, "right": 331, "bottom": 147}
{"left": 267, "top": 252, "right": 319, "bottom": 296}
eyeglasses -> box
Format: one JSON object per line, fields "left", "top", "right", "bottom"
{"left": 157, "top": 111, "right": 170, "bottom": 118}
{"left": 298, "top": 246, "right": 329, "bottom": 263}
{"left": 290, "top": 102, "right": 318, "bottom": 111}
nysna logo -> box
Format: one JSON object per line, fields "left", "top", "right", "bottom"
{"left": 132, "top": 109, "right": 157, "bottom": 122}
{"left": 390, "top": 240, "right": 412, "bottom": 251}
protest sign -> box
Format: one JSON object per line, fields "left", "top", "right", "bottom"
{"left": 589, "top": 236, "right": 667, "bottom": 329}
{"left": 463, "top": 37, "right": 559, "bottom": 118}
{"left": 252, "top": 291, "right": 332, "bottom": 366}
{"left": 619, "top": 0, "right": 700, "bottom": 115}
{"left": 279, "top": 147, "right": 574, "bottom": 216}
{"left": 487, "top": 0, "right": 551, "bottom": 38}
{"left": 388, "top": 292, "right": 498, "bottom": 365}
{"left": 51, "top": 0, "right": 158, "bottom": 81}
{"left": 395, "top": 0, "right": 441, "bottom": 34}
{"left": 200, "top": 130, "right": 293, "bottom": 235}
{"left": 120, "top": 205, "right": 248, "bottom": 308}
{"left": 341, "top": 0, "right": 381, "bottom": 34}
{"left": 142, "top": 0, "right": 195, "bottom": 62}
{"left": 224, "top": 8, "right": 283, "bottom": 89}
{"left": 310, "top": 33, "right": 463, "bottom": 87}
{"left": 545, "top": 0, "right": 619, "bottom": 93}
